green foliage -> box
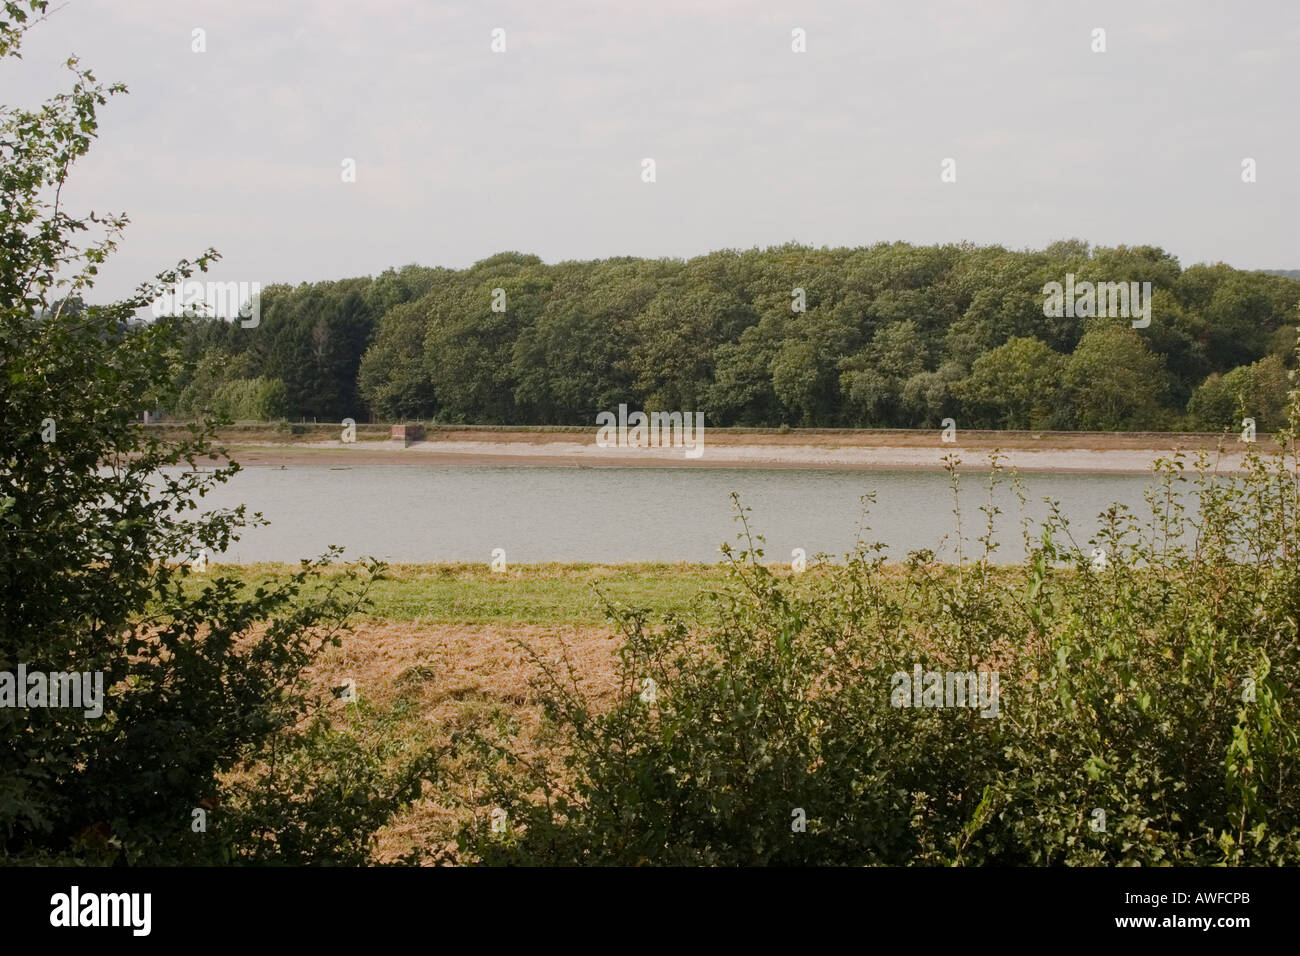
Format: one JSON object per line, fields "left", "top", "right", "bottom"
{"left": 176, "top": 350, "right": 287, "bottom": 420}
{"left": 1063, "top": 327, "right": 1169, "bottom": 430}
{"left": 1187, "top": 355, "right": 1289, "bottom": 431}
{"left": 358, "top": 300, "right": 438, "bottom": 420}
{"left": 459, "top": 442, "right": 1300, "bottom": 865}
{"left": 173, "top": 266, "right": 440, "bottom": 423}
{"left": 173, "top": 237, "right": 1299, "bottom": 430}
{"left": 0, "top": 4, "right": 439, "bottom": 864}
{"left": 201, "top": 561, "right": 730, "bottom": 626}
{"left": 218, "top": 376, "right": 287, "bottom": 421}
{"left": 953, "top": 337, "right": 1066, "bottom": 429}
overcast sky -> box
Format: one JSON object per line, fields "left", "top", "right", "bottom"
{"left": 6, "top": 0, "right": 1297, "bottom": 303}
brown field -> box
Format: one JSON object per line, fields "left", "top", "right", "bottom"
{"left": 307, "top": 620, "right": 623, "bottom": 862}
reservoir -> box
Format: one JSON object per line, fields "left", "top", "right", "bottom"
{"left": 194, "top": 464, "right": 1174, "bottom": 565}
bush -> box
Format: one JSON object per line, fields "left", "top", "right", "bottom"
{"left": 210, "top": 376, "right": 289, "bottom": 421}
{"left": 460, "top": 444, "right": 1300, "bottom": 865}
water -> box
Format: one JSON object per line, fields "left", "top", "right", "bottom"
{"left": 190, "top": 464, "right": 1168, "bottom": 565}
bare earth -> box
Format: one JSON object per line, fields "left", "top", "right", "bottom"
{"left": 218, "top": 429, "right": 1269, "bottom": 474}
{"left": 308, "top": 621, "right": 621, "bottom": 861}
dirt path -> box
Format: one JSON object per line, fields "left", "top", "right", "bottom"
{"left": 220, "top": 430, "right": 1268, "bottom": 474}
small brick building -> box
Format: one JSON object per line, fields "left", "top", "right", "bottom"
{"left": 390, "top": 424, "right": 426, "bottom": 446}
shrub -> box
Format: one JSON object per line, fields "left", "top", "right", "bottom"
{"left": 460, "top": 443, "right": 1300, "bottom": 865}
{"left": 210, "top": 376, "right": 289, "bottom": 421}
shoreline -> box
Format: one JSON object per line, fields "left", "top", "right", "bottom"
{"left": 211, "top": 430, "right": 1269, "bottom": 475}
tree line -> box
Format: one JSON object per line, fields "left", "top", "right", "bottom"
{"left": 172, "top": 242, "right": 1300, "bottom": 431}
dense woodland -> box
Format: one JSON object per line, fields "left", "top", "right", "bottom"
{"left": 170, "top": 241, "right": 1300, "bottom": 431}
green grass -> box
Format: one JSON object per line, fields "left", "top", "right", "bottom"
{"left": 207, "top": 561, "right": 739, "bottom": 625}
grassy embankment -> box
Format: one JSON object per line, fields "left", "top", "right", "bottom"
{"left": 212, "top": 561, "right": 730, "bottom": 624}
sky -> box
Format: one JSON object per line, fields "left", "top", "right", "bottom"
{"left": 5, "top": 0, "right": 1298, "bottom": 304}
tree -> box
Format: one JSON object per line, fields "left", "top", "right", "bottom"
{"left": 1203, "top": 276, "right": 1288, "bottom": 372}
{"left": 180, "top": 235, "right": 1300, "bottom": 430}
{"left": 1185, "top": 374, "right": 1234, "bottom": 431}
{"left": 708, "top": 325, "right": 782, "bottom": 426}
{"left": 953, "top": 337, "right": 1066, "bottom": 429}
{"left": 1187, "top": 355, "right": 1289, "bottom": 432}
{"left": 509, "top": 260, "right": 649, "bottom": 423}
{"left": 839, "top": 320, "right": 927, "bottom": 426}
{"left": 423, "top": 267, "right": 539, "bottom": 423}
{"left": 627, "top": 279, "right": 756, "bottom": 413}
{"left": 900, "top": 361, "right": 963, "bottom": 426}
{"left": 211, "top": 376, "right": 289, "bottom": 421}
{"left": 358, "top": 300, "right": 438, "bottom": 420}
{"left": 770, "top": 339, "right": 830, "bottom": 426}
{"left": 0, "top": 2, "right": 438, "bottom": 863}
{"left": 1062, "top": 327, "right": 1168, "bottom": 430}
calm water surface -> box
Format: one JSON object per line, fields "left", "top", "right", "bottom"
{"left": 191, "top": 465, "right": 1171, "bottom": 564}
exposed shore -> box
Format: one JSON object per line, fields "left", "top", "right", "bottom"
{"left": 206, "top": 428, "right": 1272, "bottom": 474}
